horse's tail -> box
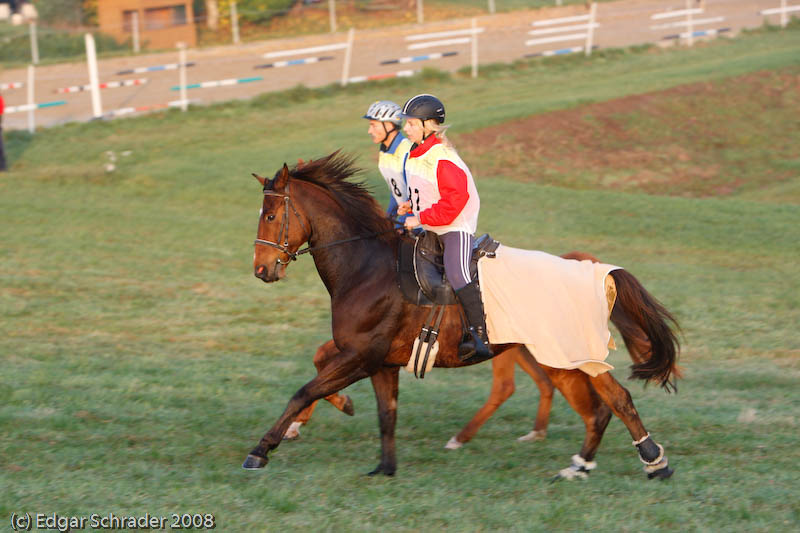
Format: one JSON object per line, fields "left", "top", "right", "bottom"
{"left": 609, "top": 269, "right": 682, "bottom": 393}
{"left": 561, "top": 252, "right": 681, "bottom": 393}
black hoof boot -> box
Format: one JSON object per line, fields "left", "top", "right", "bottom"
{"left": 242, "top": 454, "right": 269, "bottom": 470}
{"left": 647, "top": 465, "right": 674, "bottom": 480}
{"left": 635, "top": 434, "right": 672, "bottom": 480}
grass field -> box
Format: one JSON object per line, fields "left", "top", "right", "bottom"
{"left": 2, "top": 26, "right": 799, "bottom": 531}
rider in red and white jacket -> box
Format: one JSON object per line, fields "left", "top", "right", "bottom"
{"left": 398, "top": 94, "right": 491, "bottom": 362}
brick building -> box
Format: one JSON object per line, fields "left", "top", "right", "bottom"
{"left": 97, "top": 0, "right": 196, "bottom": 49}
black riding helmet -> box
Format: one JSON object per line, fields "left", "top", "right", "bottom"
{"left": 401, "top": 94, "right": 445, "bottom": 124}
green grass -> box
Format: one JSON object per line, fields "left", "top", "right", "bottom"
{"left": 2, "top": 26, "right": 799, "bottom": 531}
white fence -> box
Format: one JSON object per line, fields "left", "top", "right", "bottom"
{"left": 1, "top": 0, "right": 795, "bottom": 131}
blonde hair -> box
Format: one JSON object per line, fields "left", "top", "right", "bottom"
{"left": 426, "top": 121, "right": 454, "bottom": 148}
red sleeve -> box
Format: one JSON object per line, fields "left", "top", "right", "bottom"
{"left": 419, "top": 160, "right": 469, "bottom": 226}
{"left": 0, "top": 94, "right": 4, "bottom": 116}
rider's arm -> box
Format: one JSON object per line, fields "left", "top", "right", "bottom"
{"left": 418, "top": 160, "right": 469, "bottom": 227}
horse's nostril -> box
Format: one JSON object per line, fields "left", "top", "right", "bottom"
{"left": 256, "top": 265, "right": 266, "bottom": 278}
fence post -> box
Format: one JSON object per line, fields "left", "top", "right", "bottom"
{"left": 471, "top": 18, "right": 478, "bottom": 78}
{"left": 585, "top": 2, "right": 597, "bottom": 56}
{"left": 29, "top": 22, "right": 39, "bottom": 64}
{"left": 26, "top": 65, "right": 35, "bottom": 133}
{"left": 488, "top": 0, "right": 495, "bottom": 14}
{"left": 780, "top": 0, "right": 788, "bottom": 26}
{"left": 84, "top": 33, "right": 103, "bottom": 119}
{"left": 685, "top": 0, "right": 694, "bottom": 46}
{"left": 132, "top": 11, "right": 140, "bottom": 53}
{"left": 179, "top": 43, "right": 188, "bottom": 112}
{"left": 340, "top": 27, "right": 355, "bottom": 86}
{"left": 417, "top": 0, "right": 424, "bottom": 24}
{"left": 231, "top": 1, "right": 240, "bottom": 44}
{"left": 329, "top": 0, "right": 337, "bottom": 33}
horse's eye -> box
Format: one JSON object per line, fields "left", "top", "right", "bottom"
{"left": 266, "top": 214, "right": 276, "bottom": 222}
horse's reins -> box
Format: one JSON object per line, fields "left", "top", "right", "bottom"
{"left": 254, "top": 183, "right": 398, "bottom": 265}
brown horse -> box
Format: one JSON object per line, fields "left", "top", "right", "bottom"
{"left": 245, "top": 152, "right": 679, "bottom": 479}
{"left": 284, "top": 251, "right": 652, "bottom": 448}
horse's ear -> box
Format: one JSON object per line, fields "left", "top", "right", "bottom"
{"left": 252, "top": 173, "right": 266, "bottom": 187}
{"left": 274, "top": 163, "right": 290, "bottom": 190}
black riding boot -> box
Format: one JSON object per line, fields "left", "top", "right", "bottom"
{"left": 455, "top": 280, "right": 493, "bottom": 362}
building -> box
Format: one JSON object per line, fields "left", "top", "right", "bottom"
{"left": 97, "top": 0, "right": 196, "bottom": 49}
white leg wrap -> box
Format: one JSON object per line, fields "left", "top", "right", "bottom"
{"left": 558, "top": 454, "right": 597, "bottom": 480}
{"left": 632, "top": 432, "right": 651, "bottom": 446}
{"left": 517, "top": 430, "right": 546, "bottom": 442}
{"left": 643, "top": 456, "right": 669, "bottom": 474}
{"left": 283, "top": 421, "right": 302, "bottom": 440}
{"left": 444, "top": 436, "right": 463, "bottom": 450}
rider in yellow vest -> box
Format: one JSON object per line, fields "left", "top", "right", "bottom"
{"left": 363, "top": 100, "right": 413, "bottom": 226}
{"left": 398, "top": 94, "right": 492, "bottom": 362}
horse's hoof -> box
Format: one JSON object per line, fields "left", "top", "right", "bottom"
{"left": 647, "top": 466, "right": 674, "bottom": 480}
{"left": 342, "top": 395, "right": 355, "bottom": 416}
{"left": 242, "top": 454, "right": 269, "bottom": 470}
{"left": 444, "top": 436, "right": 463, "bottom": 450}
{"left": 367, "top": 464, "right": 395, "bottom": 477}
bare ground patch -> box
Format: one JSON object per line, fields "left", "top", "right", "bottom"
{"left": 457, "top": 68, "right": 800, "bottom": 198}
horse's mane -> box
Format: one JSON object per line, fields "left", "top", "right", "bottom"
{"left": 286, "top": 151, "right": 394, "bottom": 241}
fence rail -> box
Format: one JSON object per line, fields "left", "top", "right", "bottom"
{"left": 1, "top": 0, "right": 795, "bottom": 131}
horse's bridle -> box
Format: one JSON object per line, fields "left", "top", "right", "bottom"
{"left": 254, "top": 182, "right": 397, "bottom": 266}
{"left": 254, "top": 183, "right": 310, "bottom": 265}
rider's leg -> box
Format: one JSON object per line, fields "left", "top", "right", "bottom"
{"left": 440, "top": 231, "right": 492, "bottom": 361}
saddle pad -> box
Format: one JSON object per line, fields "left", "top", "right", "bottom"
{"left": 478, "top": 245, "right": 621, "bottom": 377}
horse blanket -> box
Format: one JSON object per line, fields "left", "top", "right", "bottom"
{"left": 478, "top": 246, "right": 621, "bottom": 376}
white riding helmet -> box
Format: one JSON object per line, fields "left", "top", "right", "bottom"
{"left": 362, "top": 100, "right": 403, "bottom": 126}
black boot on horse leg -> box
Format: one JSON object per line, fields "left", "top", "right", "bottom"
{"left": 455, "top": 280, "right": 493, "bottom": 362}
{"left": 634, "top": 433, "right": 673, "bottom": 480}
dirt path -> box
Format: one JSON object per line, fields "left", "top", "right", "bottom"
{"left": 0, "top": 0, "right": 786, "bottom": 130}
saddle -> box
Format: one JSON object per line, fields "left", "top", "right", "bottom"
{"left": 396, "top": 231, "right": 500, "bottom": 307}
{"left": 397, "top": 231, "right": 499, "bottom": 378}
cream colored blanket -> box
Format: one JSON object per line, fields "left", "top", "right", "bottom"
{"left": 478, "top": 245, "right": 621, "bottom": 377}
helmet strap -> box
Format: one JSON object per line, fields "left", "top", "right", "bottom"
{"left": 380, "top": 123, "right": 397, "bottom": 147}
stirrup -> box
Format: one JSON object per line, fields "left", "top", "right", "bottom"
{"left": 458, "top": 329, "right": 492, "bottom": 362}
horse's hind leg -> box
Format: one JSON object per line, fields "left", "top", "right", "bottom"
{"left": 545, "top": 367, "right": 612, "bottom": 479}
{"left": 514, "top": 346, "right": 554, "bottom": 442}
{"left": 589, "top": 371, "right": 673, "bottom": 480}
{"left": 285, "top": 340, "right": 355, "bottom": 440}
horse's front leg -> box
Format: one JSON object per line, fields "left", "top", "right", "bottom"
{"left": 446, "top": 349, "right": 517, "bottom": 449}
{"left": 242, "top": 350, "right": 370, "bottom": 470}
{"left": 285, "top": 340, "right": 355, "bottom": 440}
{"left": 367, "top": 365, "right": 400, "bottom": 476}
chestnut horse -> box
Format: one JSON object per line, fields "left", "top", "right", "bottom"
{"left": 284, "top": 251, "right": 651, "bottom": 450}
{"left": 245, "top": 152, "right": 679, "bottom": 479}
